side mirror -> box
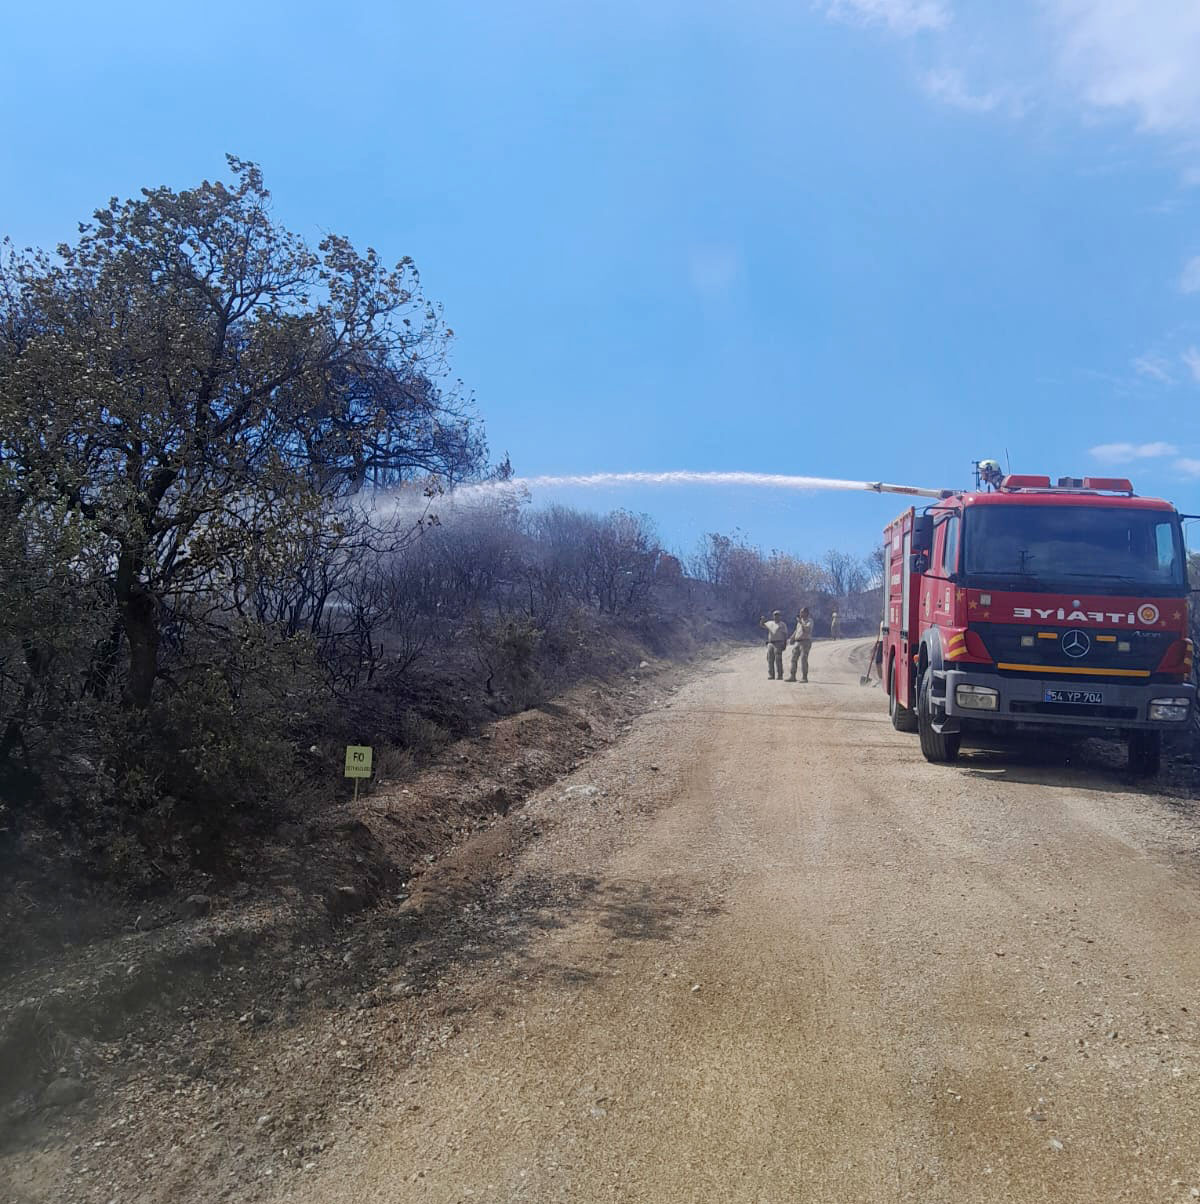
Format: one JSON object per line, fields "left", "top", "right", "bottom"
{"left": 911, "top": 514, "right": 934, "bottom": 554}
{"left": 910, "top": 552, "right": 929, "bottom": 575}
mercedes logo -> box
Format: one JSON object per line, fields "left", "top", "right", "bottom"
{"left": 1062, "top": 629, "right": 1091, "bottom": 659}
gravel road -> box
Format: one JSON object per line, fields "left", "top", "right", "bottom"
{"left": 295, "top": 639, "right": 1200, "bottom": 1203}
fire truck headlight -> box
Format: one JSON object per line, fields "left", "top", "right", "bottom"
{"left": 1020, "top": 635, "right": 1035, "bottom": 648}
{"left": 1149, "top": 698, "right": 1191, "bottom": 722}
{"left": 956, "top": 684, "right": 999, "bottom": 711}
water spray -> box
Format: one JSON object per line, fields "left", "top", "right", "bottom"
{"left": 386, "top": 471, "right": 953, "bottom": 511}
{"left": 371, "top": 471, "right": 957, "bottom": 531}
{"left": 509, "top": 471, "right": 952, "bottom": 497}
{"left": 510, "top": 471, "right": 871, "bottom": 492}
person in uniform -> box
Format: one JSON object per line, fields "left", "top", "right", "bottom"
{"left": 787, "top": 607, "right": 814, "bottom": 682}
{"left": 759, "top": 610, "right": 789, "bottom": 680}
{"left": 829, "top": 610, "right": 841, "bottom": 640}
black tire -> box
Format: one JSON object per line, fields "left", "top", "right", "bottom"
{"left": 1128, "top": 730, "right": 1162, "bottom": 778}
{"left": 917, "top": 670, "right": 961, "bottom": 763}
{"left": 889, "top": 663, "right": 918, "bottom": 733}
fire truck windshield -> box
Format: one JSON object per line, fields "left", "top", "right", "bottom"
{"left": 962, "top": 504, "right": 1186, "bottom": 594}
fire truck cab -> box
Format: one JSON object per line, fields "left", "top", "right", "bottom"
{"left": 883, "top": 474, "right": 1194, "bottom": 775}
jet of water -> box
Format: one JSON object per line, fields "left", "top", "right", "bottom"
{"left": 504, "top": 471, "right": 871, "bottom": 492}
{"left": 375, "top": 470, "right": 946, "bottom": 523}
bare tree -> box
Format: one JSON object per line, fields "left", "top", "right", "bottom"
{"left": 823, "top": 549, "right": 869, "bottom": 598}
{"left": 866, "top": 545, "right": 886, "bottom": 589}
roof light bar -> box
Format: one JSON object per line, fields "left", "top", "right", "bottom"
{"left": 1082, "top": 477, "right": 1134, "bottom": 494}
{"left": 999, "top": 474, "right": 1136, "bottom": 494}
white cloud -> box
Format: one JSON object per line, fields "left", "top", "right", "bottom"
{"left": 1181, "top": 256, "right": 1200, "bottom": 293}
{"left": 823, "top": 0, "right": 949, "bottom": 36}
{"left": 822, "top": 0, "right": 1200, "bottom": 135}
{"left": 1133, "top": 353, "right": 1174, "bottom": 383}
{"left": 1049, "top": 1, "right": 1200, "bottom": 133}
{"left": 1090, "top": 441, "right": 1179, "bottom": 463}
{"left": 1175, "top": 457, "right": 1200, "bottom": 478}
{"left": 921, "top": 68, "right": 1004, "bottom": 113}
{"left": 1183, "top": 347, "right": 1200, "bottom": 382}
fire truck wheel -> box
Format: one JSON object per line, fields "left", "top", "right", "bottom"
{"left": 889, "top": 667, "right": 918, "bottom": 733}
{"left": 1127, "top": 730, "right": 1162, "bottom": 778}
{"left": 917, "top": 672, "right": 960, "bottom": 763}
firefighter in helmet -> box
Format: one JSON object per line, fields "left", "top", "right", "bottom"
{"left": 829, "top": 610, "right": 841, "bottom": 640}
{"left": 978, "top": 458, "right": 1004, "bottom": 490}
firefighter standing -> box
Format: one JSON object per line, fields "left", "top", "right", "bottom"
{"left": 830, "top": 610, "right": 841, "bottom": 640}
{"left": 759, "top": 610, "right": 789, "bottom": 681}
{"left": 787, "top": 607, "right": 814, "bottom": 683}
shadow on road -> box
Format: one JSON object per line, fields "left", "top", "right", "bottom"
{"left": 0, "top": 868, "right": 718, "bottom": 1160}
{"left": 956, "top": 736, "right": 1159, "bottom": 795}
{"left": 381, "top": 869, "right": 714, "bottom": 1003}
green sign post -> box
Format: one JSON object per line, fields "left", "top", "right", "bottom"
{"left": 344, "top": 745, "right": 373, "bottom": 801}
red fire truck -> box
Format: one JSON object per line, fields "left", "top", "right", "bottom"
{"left": 882, "top": 472, "right": 1194, "bottom": 775}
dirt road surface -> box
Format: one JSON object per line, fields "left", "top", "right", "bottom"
{"left": 276, "top": 638, "right": 1200, "bottom": 1204}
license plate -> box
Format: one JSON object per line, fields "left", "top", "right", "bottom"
{"left": 1044, "top": 688, "right": 1103, "bottom": 705}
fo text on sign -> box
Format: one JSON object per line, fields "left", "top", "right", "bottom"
{"left": 344, "top": 745, "right": 373, "bottom": 779}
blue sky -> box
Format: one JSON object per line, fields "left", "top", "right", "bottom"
{"left": 3, "top": 0, "right": 1200, "bottom": 562}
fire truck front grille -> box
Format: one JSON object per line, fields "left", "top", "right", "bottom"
{"left": 972, "top": 622, "right": 1171, "bottom": 675}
